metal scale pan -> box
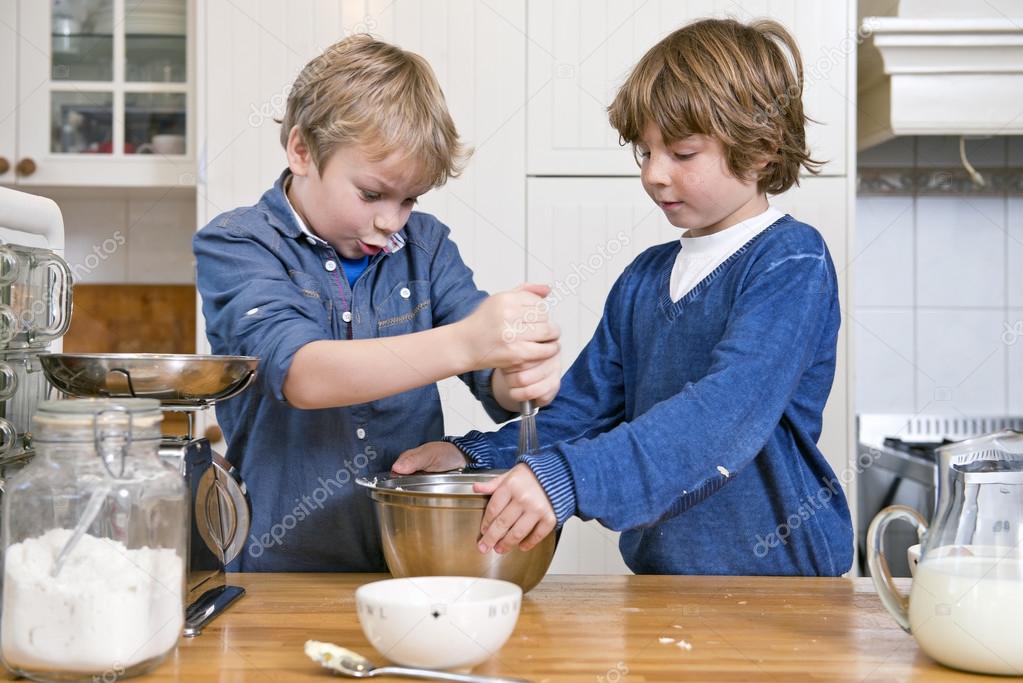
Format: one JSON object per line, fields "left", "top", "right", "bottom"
{"left": 37, "top": 352, "right": 258, "bottom": 410}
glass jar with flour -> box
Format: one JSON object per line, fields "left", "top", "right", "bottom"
{"left": 0, "top": 398, "right": 187, "bottom": 681}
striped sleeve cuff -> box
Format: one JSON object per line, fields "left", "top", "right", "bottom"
{"left": 444, "top": 431, "right": 499, "bottom": 470}
{"left": 519, "top": 453, "right": 576, "bottom": 525}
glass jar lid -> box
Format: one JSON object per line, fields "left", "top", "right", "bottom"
{"left": 34, "top": 397, "right": 162, "bottom": 422}
{"left": 32, "top": 399, "right": 164, "bottom": 478}
{"left": 33, "top": 398, "right": 163, "bottom": 440}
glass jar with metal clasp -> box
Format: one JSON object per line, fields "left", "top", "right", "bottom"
{"left": 0, "top": 398, "right": 187, "bottom": 682}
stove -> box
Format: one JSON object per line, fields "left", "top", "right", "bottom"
{"left": 857, "top": 414, "right": 1023, "bottom": 576}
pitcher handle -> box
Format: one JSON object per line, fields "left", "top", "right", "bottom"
{"left": 866, "top": 505, "right": 928, "bottom": 632}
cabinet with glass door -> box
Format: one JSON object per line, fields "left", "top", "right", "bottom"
{"left": 1, "top": 0, "right": 194, "bottom": 186}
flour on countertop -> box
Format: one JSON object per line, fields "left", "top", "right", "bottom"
{"left": 1, "top": 528, "right": 184, "bottom": 672}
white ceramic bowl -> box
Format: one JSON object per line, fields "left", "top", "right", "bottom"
{"left": 355, "top": 576, "right": 521, "bottom": 670}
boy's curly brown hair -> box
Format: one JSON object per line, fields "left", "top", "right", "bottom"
{"left": 608, "top": 18, "right": 822, "bottom": 194}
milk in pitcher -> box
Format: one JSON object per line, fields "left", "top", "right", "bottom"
{"left": 908, "top": 550, "right": 1023, "bottom": 675}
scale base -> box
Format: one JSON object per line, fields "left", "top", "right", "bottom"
{"left": 183, "top": 584, "right": 246, "bottom": 637}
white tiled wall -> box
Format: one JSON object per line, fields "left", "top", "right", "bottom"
{"left": 1011, "top": 196, "right": 1023, "bottom": 309}
{"left": 18, "top": 187, "right": 197, "bottom": 284}
{"left": 855, "top": 136, "right": 1021, "bottom": 416}
{"left": 1011, "top": 308, "right": 1023, "bottom": 414}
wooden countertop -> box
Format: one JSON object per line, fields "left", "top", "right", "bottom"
{"left": 134, "top": 573, "right": 981, "bottom": 682}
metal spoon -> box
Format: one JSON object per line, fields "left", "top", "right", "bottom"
{"left": 305, "top": 640, "right": 531, "bottom": 682}
{"left": 51, "top": 484, "right": 111, "bottom": 577}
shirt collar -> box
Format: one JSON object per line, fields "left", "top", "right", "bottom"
{"left": 679, "top": 206, "right": 784, "bottom": 253}
{"left": 282, "top": 172, "right": 329, "bottom": 246}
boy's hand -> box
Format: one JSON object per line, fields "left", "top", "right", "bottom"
{"left": 494, "top": 352, "right": 561, "bottom": 408}
{"left": 392, "top": 441, "right": 467, "bottom": 474}
{"left": 473, "top": 464, "right": 556, "bottom": 554}
{"left": 460, "top": 284, "right": 560, "bottom": 371}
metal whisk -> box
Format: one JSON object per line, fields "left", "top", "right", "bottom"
{"left": 517, "top": 400, "right": 539, "bottom": 456}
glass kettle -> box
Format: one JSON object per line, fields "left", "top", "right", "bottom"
{"left": 868, "top": 430, "right": 1023, "bottom": 675}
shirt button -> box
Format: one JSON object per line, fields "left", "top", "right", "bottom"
{"left": 342, "top": 311, "right": 352, "bottom": 323}
{"left": 356, "top": 428, "right": 366, "bottom": 440}
{"left": 400, "top": 287, "right": 411, "bottom": 299}
{"left": 324, "top": 260, "right": 337, "bottom": 272}
{"left": 306, "top": 237, "right": 317, "bottom": 246}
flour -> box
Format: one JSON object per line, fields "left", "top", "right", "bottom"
{"left": 1, "top": 528, "right": 184, "bottom": 672}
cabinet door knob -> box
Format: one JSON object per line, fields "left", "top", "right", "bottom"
{"left": 15, "top": 158, "right": 36, "bottom": 177}
{"left": 0, "top": 157, "right": 9, "bottom": 175}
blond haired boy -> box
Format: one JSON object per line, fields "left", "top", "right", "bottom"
{"left": 194, "top": 35, "right": 560, "bottom": 571}
{"left": 396, "top": 19, "right": 853, "bottom": 575}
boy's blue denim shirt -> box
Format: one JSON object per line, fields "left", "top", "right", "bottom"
{"left": 193, "top": 170, "right": 514, "bottom": 571}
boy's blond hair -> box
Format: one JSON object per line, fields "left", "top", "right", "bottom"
{"left": 608, "top": 18, "right": 821, "bottom": 194}
{"left": 280, "top": 34, "right": 468, "bottom": 188}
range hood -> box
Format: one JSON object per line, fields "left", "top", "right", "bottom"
{"left": 858, "top": 0, "right": 1023, "bottom": 149}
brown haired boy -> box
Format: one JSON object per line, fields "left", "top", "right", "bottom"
{"left": 194, "top": 35, "right": 561, "bottom": 571}
{"left": 396, "top": 19, "right": 853, "bottom": 576}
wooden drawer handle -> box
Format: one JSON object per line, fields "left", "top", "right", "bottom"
{"left": 15, "top": 158, "right": 36, "bottom": 177}
{"left": 0, "top": 157, "right": 9, "bottom": 175}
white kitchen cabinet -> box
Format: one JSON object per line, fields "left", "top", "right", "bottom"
{"left": 526, "top": 0, "right": 852, "bottom": 177}
{"left": 527, "top": 174, "right": 853, "bottom": 573}
{"left": 0, "top": 0, "right": 195, "bottom": 187}
{"left": 0, "top": 1, "right": 16, "bottom": 183}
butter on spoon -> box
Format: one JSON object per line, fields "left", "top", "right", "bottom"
{"left": 303, "top": 640, "right": 531, "bottom": 682}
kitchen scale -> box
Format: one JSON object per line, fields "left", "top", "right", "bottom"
{"left": 38, "top": 352, "right": 258, "bottom": 636}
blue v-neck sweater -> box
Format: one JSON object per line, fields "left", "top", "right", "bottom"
{"left": 454, "top": 215, "right": 853, "bottom": 576}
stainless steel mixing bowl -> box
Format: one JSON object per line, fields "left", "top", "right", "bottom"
{"left": 357, "top": 471, "right": 556, "bottom": 593}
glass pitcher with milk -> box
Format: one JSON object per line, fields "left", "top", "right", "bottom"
{"left": 867, "top": 430, "right": 1023, "bottom": 675}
